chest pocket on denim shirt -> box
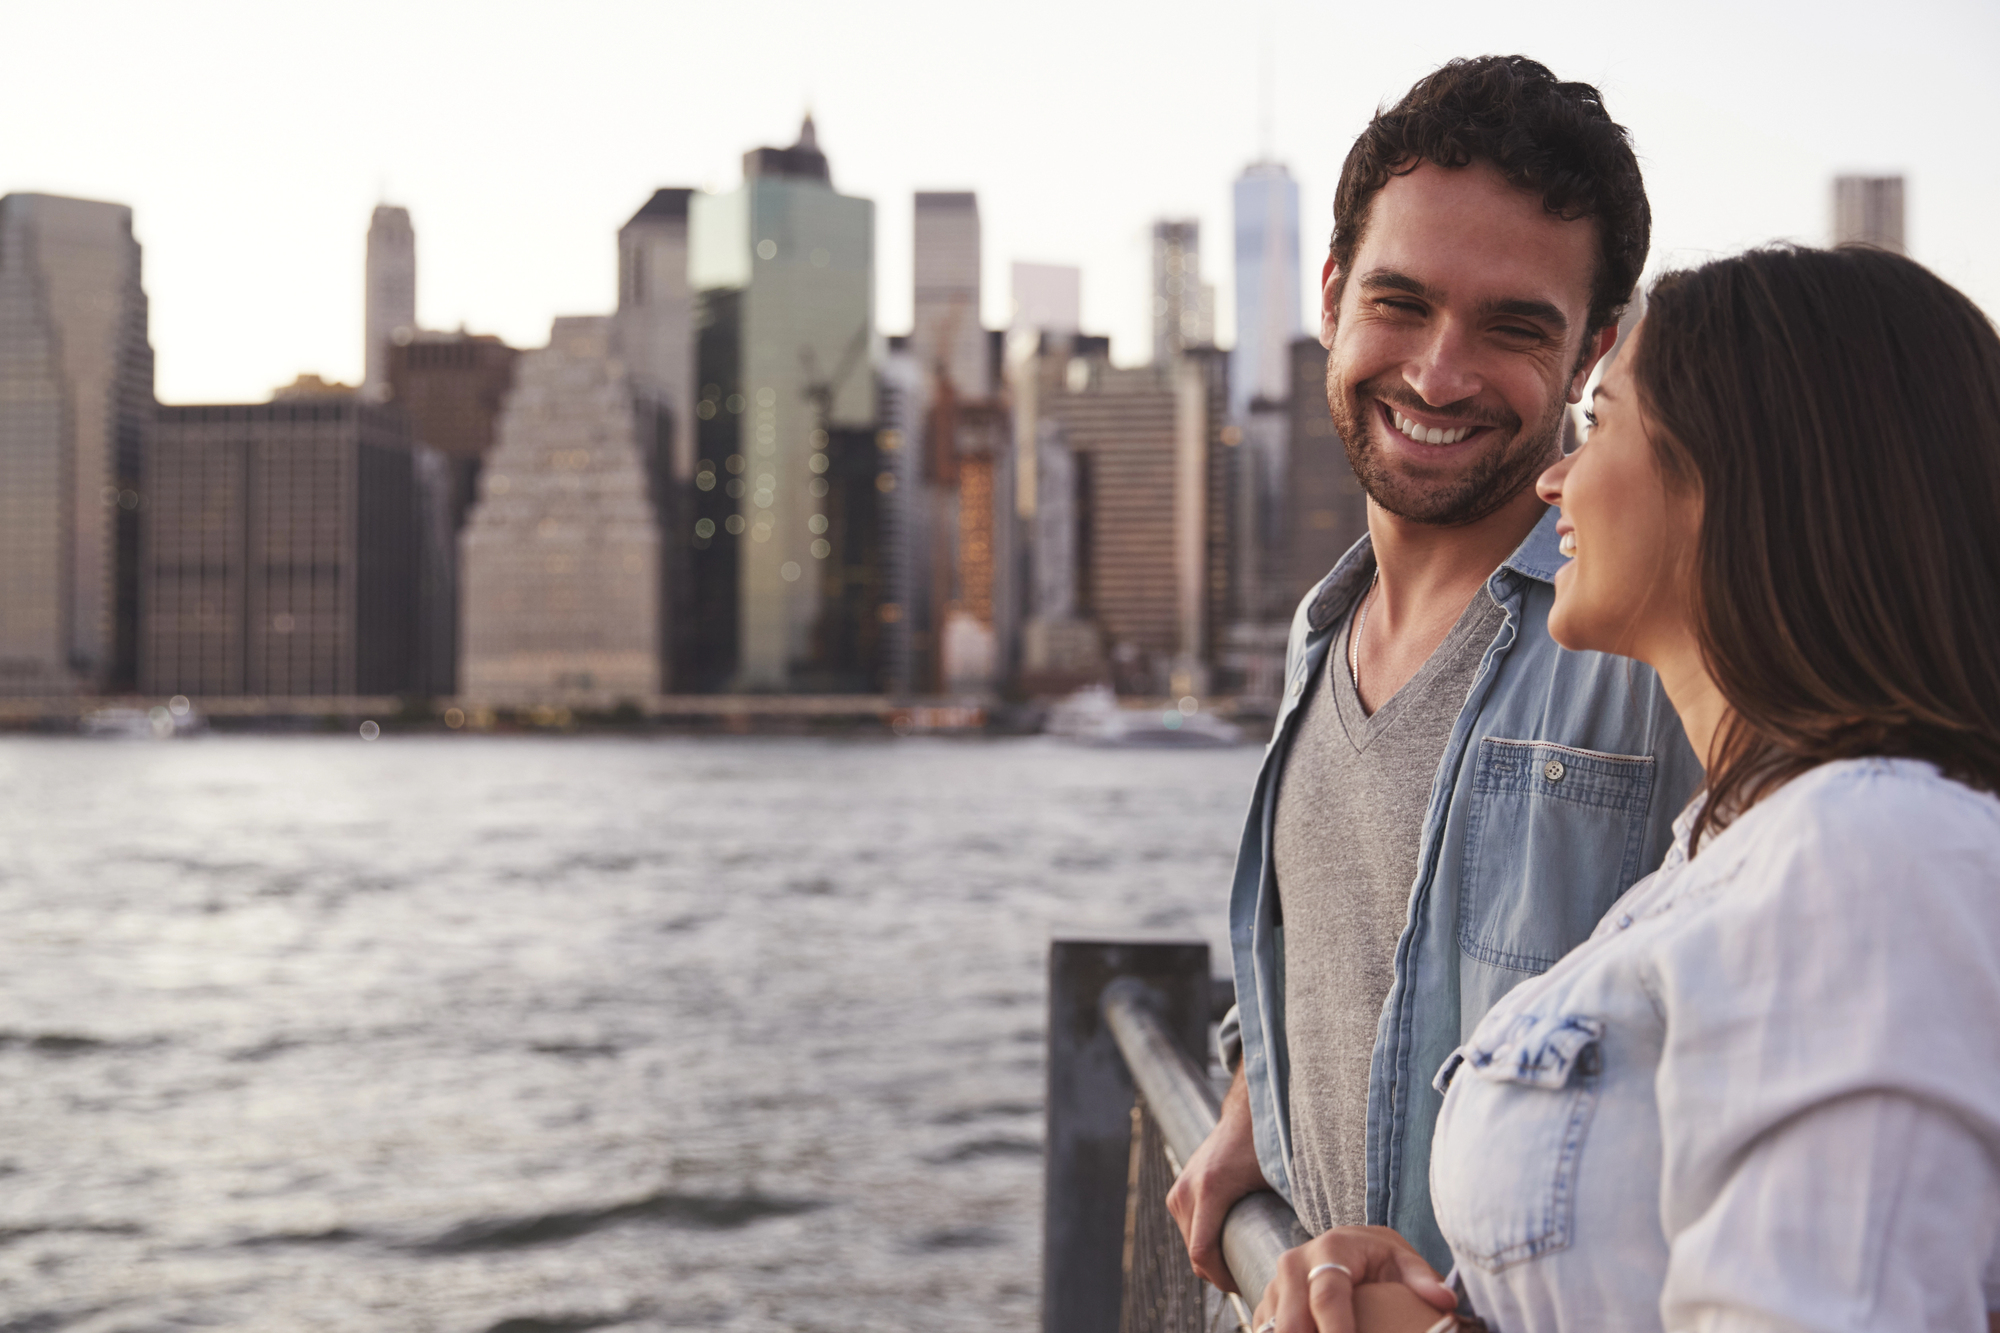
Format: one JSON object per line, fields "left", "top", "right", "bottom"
{"left": 1431, "top": 1011, "right": 1604, "bottom": 1273}
{"left": 1459, "top": 738, "right": 1654, "bottom": 972}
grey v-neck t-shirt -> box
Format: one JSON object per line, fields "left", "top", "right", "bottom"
{"left": 1274, "top": 583, "right": 1504, "bottom": 1235}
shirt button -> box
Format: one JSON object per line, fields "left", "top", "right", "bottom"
{"left": 1288, "top": 677, "right": 1304, "bottom": 699}
{"left": 1543, "top": 758, "right": 1566, "bottom": 782}
{"left": 1617, "top": 914, "right": 1634, "bottom": 930}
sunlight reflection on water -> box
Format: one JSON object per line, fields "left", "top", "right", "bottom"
{"left": 0, "top": 734, "right": 1257, "bottom": 1333}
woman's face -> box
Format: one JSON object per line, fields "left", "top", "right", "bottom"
{"left": 1535, "top": 323, "right": 1704, "bottom": 668}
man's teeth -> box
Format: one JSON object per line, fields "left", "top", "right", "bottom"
{"left": 1392, "top": 409, "right": 1473, "bottom": 446}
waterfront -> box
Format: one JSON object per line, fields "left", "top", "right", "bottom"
{"left": 0, "top": 734, "right": 1260, "bottom": 1332}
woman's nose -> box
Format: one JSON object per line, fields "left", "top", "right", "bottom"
{"left": 1536, "top": 452, "right": 1572, "bottom": 508}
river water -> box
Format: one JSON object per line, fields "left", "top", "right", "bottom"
{"left": 0, "top": 734, "right": 1261, "bottom": 1333}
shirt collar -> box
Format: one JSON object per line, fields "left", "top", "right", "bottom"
{"left": 1305, "top": 504, "right": 1566, "bottom": 633}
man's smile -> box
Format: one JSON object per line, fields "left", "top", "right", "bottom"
{"left": 1373, "top": 398, "right": 1496, "bottom": 450}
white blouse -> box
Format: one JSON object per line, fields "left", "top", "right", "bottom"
{"left": 1429, "top": 758, "right": 2000, "bottom": 1331}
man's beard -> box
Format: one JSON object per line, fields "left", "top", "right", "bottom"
{"left": 1327, "top": 368, "right": 1566, "bottom": 528}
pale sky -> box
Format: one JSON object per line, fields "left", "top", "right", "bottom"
{"left": 5, "top": 0, "right": 1995, "bottom": 404}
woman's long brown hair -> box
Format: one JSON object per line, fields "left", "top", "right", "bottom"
{"left": 1633, "top": 245, "right": 2000, "bottom": 850}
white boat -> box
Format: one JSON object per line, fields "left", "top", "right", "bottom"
{"left": 1045, "top": 685, "right": 1242, "bottom": 748}
{"left": 79, "top": 698, "right": 205, "bottom": 739}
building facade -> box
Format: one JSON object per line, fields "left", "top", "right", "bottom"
{"left": 1282, "top": 335, "right": 1366, "bottom": 599}
{"left": 614, "top": 188, "right": 696, "bottom": 481}
{"left": 1833, "top": 175, "right": 1905, "bottom": 253}
{"left": 363, "top": 205, "right": 415, "bottom": 404}
{"left": 912, "top": 192, "right": 985, "bottom": 398}
{"left": 686, "top": 116, "right": 879, "bottom": 691}
{"left": 1032, "top": 345, "right": 1233, "bottom": 695}
{"left": 0, "top": 193, "right": 154, "bottom": 695}
{"left": 1151, "top": 220, "right": 1215, "bottom": 368}
{"left": 458, "top": 317, "right": 666, "bottom": 706}
{"left": 143, "top": 398, "right": 421, "bottom": 697}
{"left": 386, "top": 332, "right": 520, "bottom": 530}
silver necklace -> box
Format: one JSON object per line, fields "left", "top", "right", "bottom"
{"left": 1348, "top": 567, "right": 1381, "bottom": 692}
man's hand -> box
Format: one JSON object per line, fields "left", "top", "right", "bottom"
{"left": 1166, "top": 1065, "right": 1268, "bottom": 1292}
{"left": 1252, "top": 1226, "right": 1454, "bottom": 1333}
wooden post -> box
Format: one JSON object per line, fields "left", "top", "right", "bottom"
{"left": 1044, "top": 937, "right": 1210, "bottom": 1333}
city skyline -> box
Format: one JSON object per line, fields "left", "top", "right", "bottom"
{"left": 3, "top": 0, "right": 1992, "bottom": 405}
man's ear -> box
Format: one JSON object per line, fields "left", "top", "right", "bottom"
{"left": 1568, "top": 323, "right": 1621, "bottom": 403}
{"left": 1319, "top": 254, "right": 1341, "bottom": 350}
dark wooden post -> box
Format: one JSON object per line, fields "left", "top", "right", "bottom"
{"left": 1044, "top": 937, "right": 1211, "bottom": 1333}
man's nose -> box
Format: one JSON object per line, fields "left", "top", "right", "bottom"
{"left": 1404, "top": 321, "right": 1482, "bottom": 408}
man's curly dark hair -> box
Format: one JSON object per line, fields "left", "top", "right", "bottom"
{"left": 1332, "top": 55, "right": 1650, "bottom": 337}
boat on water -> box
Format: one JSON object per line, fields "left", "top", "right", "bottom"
{"left": 1044, "top": 685, "right": 1243, "bottom": 748}
{"left": 79, "top": 698, "right": 205, "bottom": 739}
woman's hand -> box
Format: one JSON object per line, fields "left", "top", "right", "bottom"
{"left": 1251, "top": 1226, "right": 1455, "bottom": 1333}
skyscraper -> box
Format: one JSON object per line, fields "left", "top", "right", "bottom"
{"left": 144, "top": 394, "right": 422, "bottom": 697}
{"left": 386, "top": 332, "right": 519, "bottom": 531}
{"left": 912, "top": 192, "right": 985, "bottom": 398}
{"left": 1151, "top": 220, "right": 1215, "bottom": 367}
{"left": 686, "top": 115, "right": 878, "bottom": 691}
{"left": 1833, "top": 175, "right": 1905, "bottom": 253}
{"left": 0, "top": 193, "right": 154, "bottom": 695}
{"left": 614, "top": 188, "right": 696, "bottom": 480}
{"left": 1010, "top": 262, "right": 1081, "bottom": 337}
{"left": 1027, "top": 342, "right": 1233, "bottom": 695}
{"left": 363, "top": 205, "right": 415, "bottom": 404}
{"left": 1230, "top": 162, "right": 1302, "bottom": 419}
{"left": 458, "top": 317, "right": 667, "bottom": 705}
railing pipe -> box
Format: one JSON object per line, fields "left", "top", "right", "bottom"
{"left": 1101, "top": 976, "right": 1308, "bottom": 1311}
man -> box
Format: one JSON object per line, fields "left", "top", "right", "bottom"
{"left": 1167, "top": 56, "right": 1702, "bottom": 1282}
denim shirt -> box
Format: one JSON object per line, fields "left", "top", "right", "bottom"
{"left": 1227, "top": 506, "right": 1702, "bottom": 1271}
{"left": 1431, "top": 759, "right": 2000, "bottom": 1331}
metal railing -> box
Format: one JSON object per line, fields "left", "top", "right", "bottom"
{"left": 1045, "top": 939, "right": 1308, "bottom": 1333}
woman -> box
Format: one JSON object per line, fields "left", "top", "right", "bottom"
{"left": 1254, "top": 245, "right": 2000, "bottom": 1332}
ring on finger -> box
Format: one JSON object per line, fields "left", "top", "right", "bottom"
{"left": 1306, "top": 1261, "right": 1354, "bottom": 1284}
{"left": 1256, "top": 1320, "right": 1278, "bottom": 1333}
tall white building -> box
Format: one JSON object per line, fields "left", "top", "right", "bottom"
{"left": 1151, "top": 220, "right": 1214, "bottom": 367}
{"left": 911, "top": 192, "right": 985, "bottom": 397}
{"left": 363, "top": 205, "right": 415, "bottom": 404}
{"left": 0, "top": 193, "right": 153, "bottom": 694}
{"left": 1231, "top": 161, "right": 1302, "bottom": 418}
{"left": 458, "top": 317, "right": 665, "bottom": 704}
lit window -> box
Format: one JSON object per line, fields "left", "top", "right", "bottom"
{"left": 695, "top": 518, "right": 715, "bottom": 539}
{"left": 807, "top": 514, "right": 828, "bottom": 534}
{"left": 810, "top": 539, "right": 831, "bottom": 559}
{"left": 725, "top": 514, "right": 746, "bottom": 536}
{"left": 808, "top": 453, "right": 829, "bottom": 474}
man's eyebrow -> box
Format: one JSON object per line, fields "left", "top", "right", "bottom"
{"left": 1481, "top": 297, "right": 1569, "bottom": 334}
{"left": 1357, "top": 269, "right": 1437, "bottom": 300}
